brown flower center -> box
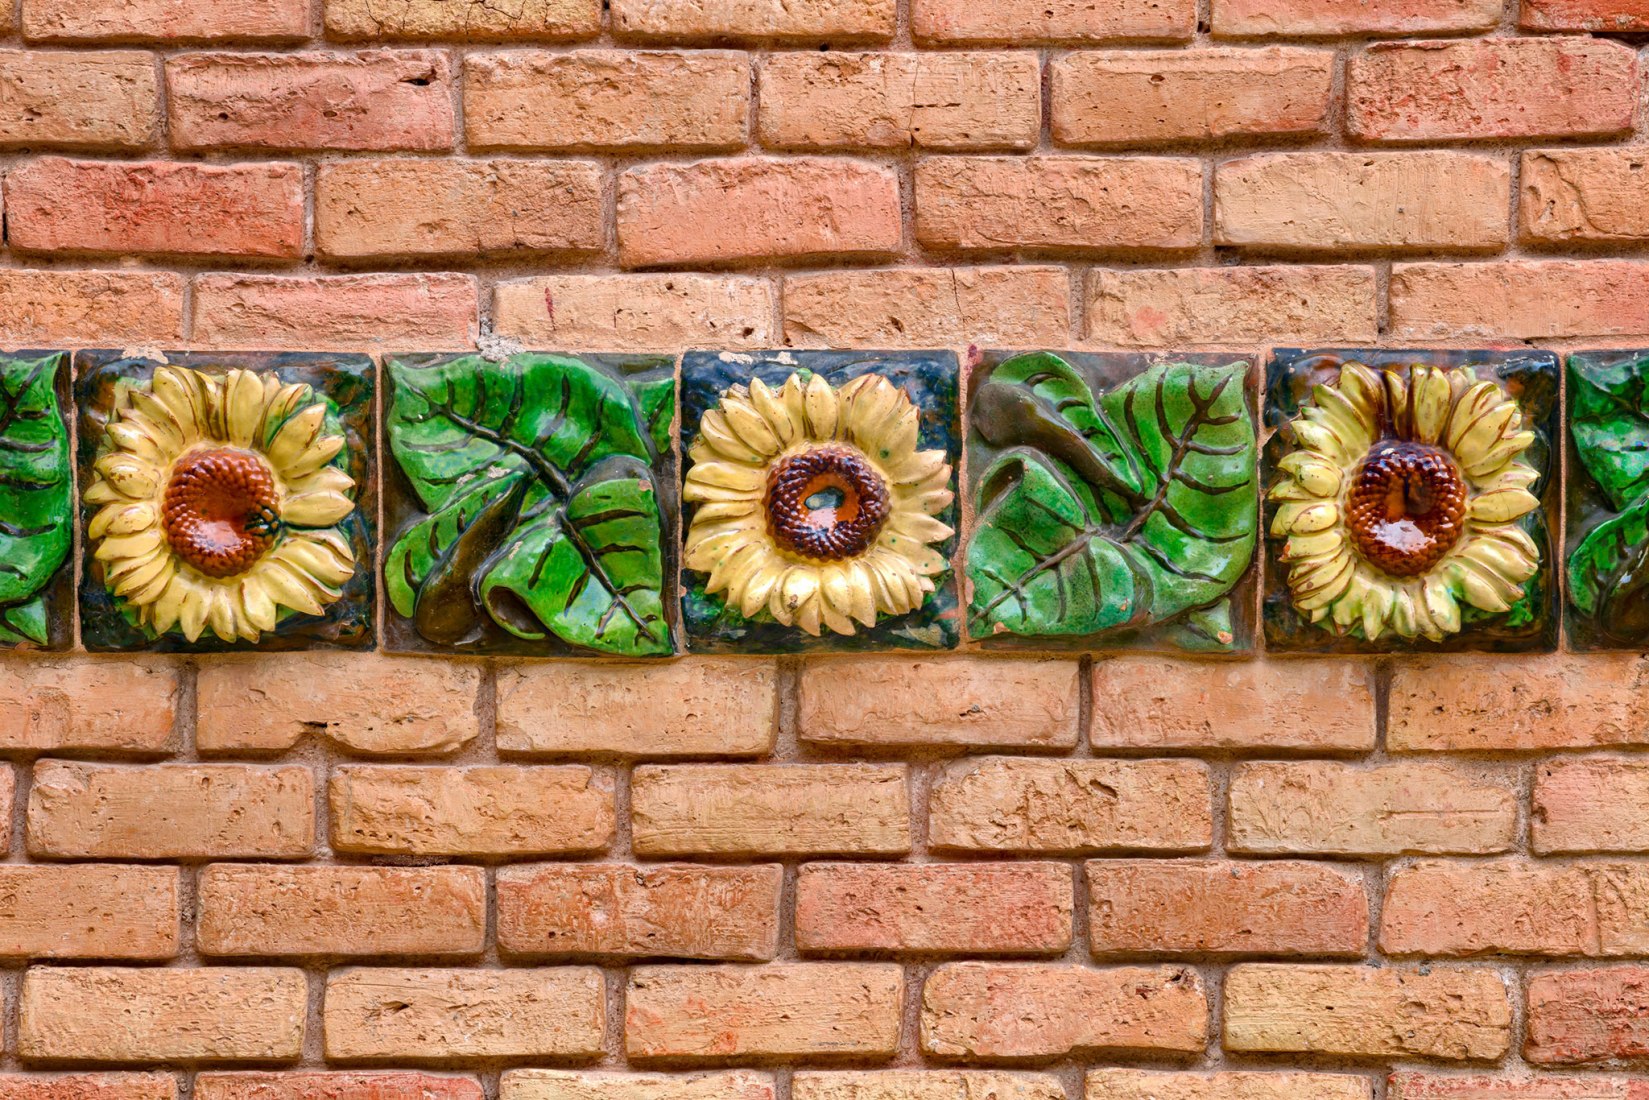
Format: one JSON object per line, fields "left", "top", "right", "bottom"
{"left": 764, "top": 445, "right": 891, "bottom": 562}
{"left": 1344, "top": 441, "right": 1467, "bottom": 577}
{"left": 162, "top": 447, "right": 281, "bottom": 578}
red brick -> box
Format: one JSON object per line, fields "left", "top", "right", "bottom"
{"left": 1390, "top": 1073, "right": 1649, "bottom": 1100}
{"left": 1523, "top": 150, "right": 1649, "bottom": 246}
{"left": 5, "top": 157, "right": 303, "bottom": 259}
{"left": 0, "top": 50, "right": 158, "bottom": 150}
{"left": 199, "top": 1075, "right": 483, "bottom": 1100}
{"left": 796, "top": 862, "right": 1074, "bottom": 955}
{"left": 0, "top": 271, "right": 183, "bottom": 346}
{"left": 1526, "top": 966, "right": 1649, "bottom": 1066}
{"left": 796, "top": 1072, "right": 1062, "bottom": 1100}
{"left": 611, "top": 0, "right": 895, "bottom": 41}
{"left": 495, "top": 275, "right": 775, "bottom": 351}
{"left": 0, "top": 658, "right": 177, "bottom": 753}
{"left": 761, "top": 52, "right": 1039, "bottom": 151}
{"left": 1088, "top": 860, "right": 1368, "bottom": 957}
{"left": 1091, "top": 1071, "right": 1373, "bottom": 1100}
{"left": 1348, "top": 39, "right": 1638, "bottom": 143}
{"left": 504, "top": 1071, "right": 775, "bottom": 1100}
{"left": 326, "top": 0, "right": 602, "bottom": 40}
{"left": 0, "top": 1076, "right": 175, "bottom": 1100}
{"left": 1088, "top": 264, "right": 1379, "bottom": 347}
{"left": 1213, "top": 0, "right": 1503, "bottom": 37}
{"left": 784, "top": 266, "right": 1070, "bottom": 349}
{"left": 913, "top": 0, "right": 1195, "bottom": 43}
{"left": 194, "top": 273, "right": 479, "bottom": 351}
{"left": 1051, "top": 48, "right": 1332, "bottom": 147}
{"left": 0, "top": 767, "right": 14, "bottom": 851}
{"left": 498, "top": 864, "right": 781, "bottom": 960}
{"left": 618, "top": 157, "right": 901, "bottom": 268}
{"left": 22, "top": 0, "right": 309, "bottom": 42}
{"left": 1392, "top": 260, "right": 1649, "bottom": 341}
{"left": 1535, "top": 756, "right": 1649, "bottom": 855}
{"left": 1522, "top": 0, "right": 1649, "bottom": 29}
{"left": 0, "top": 865, "right": 176, "bottom": 961}
{"left": 920, "top": 962, "right": 1207, "bottom": 1059}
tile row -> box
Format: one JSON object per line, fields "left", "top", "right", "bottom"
{"left": 10, "top": 346, "right": 1649, "bottom": 655}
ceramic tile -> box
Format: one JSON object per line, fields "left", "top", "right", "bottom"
{"left": 1264, "top": 348, "right": 1558, "bottom": 654}
{"left": 679, "top": 350, "right": 960, "bottom": 653}
{"left": 382, "top": 352, "right": 679, "bottom": 657}
{"left": 1566, "top": 350, "right": 1649, "bottom": 650}
{"left": 0, "top": 351, "right": 73, "bottom": 651}
{"left": 76, "top": 351, "right": 375, "bottom": 652}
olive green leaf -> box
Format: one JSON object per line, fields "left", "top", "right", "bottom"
{"left": 1570, "top": 487, "right": 1649, "bottom": 645}
{"left": 0, "top": 353, "right": 70, "bottom": 646}
{"left": 1572, "top": 355, "right": 1649, "bottom": 513}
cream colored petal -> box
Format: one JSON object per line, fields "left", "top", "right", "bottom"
{"left": 885, "top": 509, "right": 954, "bottom": 545}
{"left": 690, "top": 500, "right": 764, "bottom": 525}
{"left": 1409, "top": 585, "right": 1445, "bottom": 643}
{"left": 93, "top": 527, "right": 166, "bottom": 563}
{"left": 843, "top": 375, "right": 901, "bottom": 450}
{"left": 262, "top": 382, "right": 312, "bottom": 443}
{"left": 721, "top": 395, "right": 782, "bottom": 457}
{"left": 683, "top": 478, "right": 765, "bottom": 504}
{"left": 111, "top": 550, "right": 173, "bottom": 599}
{"left": 1451, "top": 401, "right": 1519, "bottom": 471}
{"left": 748, "top": 377, "right": 799, "bottom": 449}
{"left": 1382, "top": 370, "right": 1411, "bottom": 439}
{"left": 128, "top": 391, "right": 188, "bottom": 455}
{"left": 276, "top": 533, "right": 355, "bottom": 590}
{"left": 1290, "top": 420, "right": 1347, "bottom": 466}
{"left": 1468, "top": 487, "right": 1539, "bottom": 524}
{"left": 818, "top": 565, "right": 857, "bottom": 636}
{"left": 883, "top": 535, "right": 947, "bottom": 576}
{"left": 1444, "top": 381, "right": 1508, "bottom": 451}
{"left": 695, "top": 410, "right": 765, "bottom": 465}
{"left": 1337, "top": 363, "right": 1386, "bottom": 420}
{"left": 770, "top": 567, "right": 819, "bottom": 630}
{"left": 1284, "top": 501, "right": 1339, "bottom": 536}
{"left": 1305, "top": 386, "right": 1374, "bottom": 456}
{"left": 1331, "top": 570, "right": 1372, "bottom": 631}
{"left": 265, "top": 403, "right": 328, "bottom": 475}
{"left": 240, "top": 576, "right": 279, "bottom": 635}
{"left": 1388, "top": 585, "right": 1420, "bottom": 640}
{"left": 706, "top": 540, "right": 766, "bottom": 598}
{"left": 1422, "top": 573, "right": 1462, "bottom": 636}
{"left": 121, "top": 563, "right": 175, "bottom": 607}
{"left": 178, "top": 582, "right": 211, "bottom": 643}
{"left": 1475, "top": 522, "right": 1539, "bottom": 562}
{"left": 147, "top": 575, "right": 188, "bottom": 636}
{"left": 802, "top": 373, "right": 840, "bottom": 441}
{"left": 281, "top": 434, "right": 346, "bottom": 482}
{"left": 1410, "top": 366, "right": 1454, "bottom": 446}
{"left": 1477, "top": 463, "right": 1540, "bottom": 494}
{"left": 845, "top": 560, "right": 877, "bottom": 627}
{"left": 93, "top": 454, "right": 161, "bottom": 500}
{"left": 1461, "top": 431, "right": 1536, "bottom": 481}
{"left": 1452, "top": 559, "right": 1515, "bottom": 614}
{"left": 1293, "top": 555, "right": 1355, "bottom": 611}
{"left": 223, "top": 369, "right": 269, "bottom": 449}
{"left": 104, "top": 544, "right": 165, "bottom": 585}
{"left": 886, "top": 448, "right": 947, "bottom": 486}
{"left": 685, "top": 460, "right": 768, "bottom": 494}
{"left": 150, "top": 367, "right": 209, "bottom": 442}
{"left": 1280, "top": 528, "right": 1344, "bottom": 563}
{"left": 89, "top": 501, "right": 156, "bottom": 541}
{"left": 206, "top": 589, "right": 241, "bottom": 643}
{"left": 1277, "top": 453, "right": 1343, "bottom": 499}
{"left": 1288, "top": 545, "right": 1353, "bottom": 592}
{"left": 1361, "top": 579, "right": 1393, "bottom": 642}
{"left": 106, "top": 420, "right": 169, "bottom": 465}
{"left": 281, "top": 489, "right": 354, "bottom": 529}
{"left": 738, "top": 557, "right": 786, "bottom": 619}
{"left": 1458, "top": 533, "right": 1538, "bottom": 586}
{"left": 250, "top": 560, "right": 327, "bottom": 618}
{"left": 283, "top": 464, "right": 355, "bottom": 497}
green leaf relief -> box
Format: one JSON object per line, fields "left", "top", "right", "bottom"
{"left": 1569, "top": 356, "right": 1649, "bottom": 643}
{"left": 0, "top": 353, "right": 70, "bottom": 645}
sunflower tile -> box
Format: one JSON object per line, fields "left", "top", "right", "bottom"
{"left": 0, "top": 351, "right": 73, "bottom": 651}
{"left": 381, "top": 352, "right": 679, "bottom": 657}
{"left": 1264, "top": 348, "right": 1558, "bottom": 654}
{"left": 1566, "top": 350, "right": 1649, "bottom": 651}
{"left": 75, "top": 351, "right": 375, "bottom": 652}
{"left": 680, "top": 350, "right": 960, "bottom": 654}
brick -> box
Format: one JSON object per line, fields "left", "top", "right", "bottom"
{"left": 330, "top": 766, "right": 615, "bottom": 857}
{"left": 1215, "top": 152, "right": 1509, "bottom": 253}
{"left": 915, "top": 155, "right": 1202, "bottom": 254}
{"left": 27, "top": 762, "right": 314, "bottom": 860}
{"left": 1224, "top": 964, "right": 1511, "bottom": 1061}
{"left": 1388, "top": 654, "right": 1649, "bottom": 751}
{"left": 1535, "top": 757, "right": 1649, "bottom": 855}
{"left": 503, "top": 1071, "right": 774, "bottom": 1100}
{"left": 796, "top": 862, "right": 1073, "bottom": 955}
{"left": 1088, "top": 860, "right": 1368, "bottom": 957}
{"left": 626, "top": 964, "right": 903, "bottom": 1061}
{"left": 0, "top": 1076, "right": 176, "bottom": 1100}
{"left": 928, "top": 757, "right": 1212, "bottom": 854}
{"left": 784, "top": 267, "right": 1070, "bottom": 349}
{"left": 0, "top": 50, "right": 158, "bottom": 150}
{"left": 196, "top": 653, "right": 481, "bottom": 755}
{"left": 618, "top": 157, "right": 901, "bottom": 268}
{"left": 1523, "top": 150, "right": 1649, "bottom": 246}
{"left": 1213, "top": 0, "right": 1502, "bottom": 36}
{"left": 1051, "top": 48, "right": 1332, "bottom": 147}
{"left": 799, "top": 657, "right": 1079, "bottom": 750}
{"left": 0, "top": 658, "right": 177, "bottom": 753}
{"left": 326, "top": 0, "right": 602, "bottom": 40}
{"left": 6, "top": 157, "right": 302, "bottom": 260}
{"left": 760, "top": 52, "right": 1039, "bottom": 151}
{"left": 198, "top": 864, "right": 486, "bottom": 958}
{"left": 1348, "top": 39, "right": 1637, "bottom": 143}
{"left": 913, "top": 0, "right": 1194, "bottom": 43}
{"left": 20, "top": 967, "right": 306, "bottom": 1062}
{"left": 22, "top": 0, "right": 309, "bottom": 41}
{"left": 795, "top": 1072, "right": 1064, "bottom": 1100}
{"left": 1090, "top": 1072, "right": 1372, "bottom": 1100}
{"left": 921, "top": 962, "right": 1207, "bottom": 1059}
{"left": 168, "top": 52, "right": 455, "bottom": 153}
{"left": 632, "top": 764, "right": 910, "bottom": 857}
{"left": 611, "top": 0, "right": 895, "bottom": 41}
{"left": 324, "top": 968, "right": 605, "bottom": 1062}
{"left": 498, "top": 864, "right": 782, "bottom": 960}
{"left": 1522, "top": 0, "right": 1649, "bottom": 30}
{"left": 1391, "top": 261, "right": 1649, "bottom": 341}
{"left": 199, "top": 1075, "right": 484, "bottom": 1100}
{"left": 316, "top": 159, "right": 603, "bottom": 260}
{"left": 194, "top": 273, "right": 479, "bottom": 351}
{"left": 1390, "top": 1073, "right": 1649, "bottom": 1099}
{"left": 495, "top": 275, "right": 775, "bottom": 351}
{"left": 1526, "top": 966, "right": 1649, "bottom": 1065}
{"left": 1091, "top": 657, "right": 1376, "bottom": 752}
{"left": 467, "top": 50, "right": 748, "bottom": 152}
{"left": 0, "top": 865, "right": 177, "bottom": 960}
{"left": 0, "top": 271, "right": 184, "bottom": 347}
{"left": 1088, "top": 264, "right": 1379, "bottom": 348}
{"left": 496, "top": 659, "right": 776, "bottom": 757}
{"left": 0, "top": 768, "right": 14, "bottom": 851}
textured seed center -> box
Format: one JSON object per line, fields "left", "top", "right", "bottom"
{"left": 765, "top": 444, "right": 890, "bottom": 561}
{"left": 1345, "top": 441, "right": 1467, "bottom": 577}
{"left": 162, "top": 447, "right": 281, "bottom": 578}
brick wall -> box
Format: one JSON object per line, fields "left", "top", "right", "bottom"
{"left": 3, "top": 0, "right": 1649, "bottom": 1097}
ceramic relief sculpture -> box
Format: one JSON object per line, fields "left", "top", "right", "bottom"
{"left": 1566, "top": 350, "right": 1649, "bottom": 649}
{"left": 0, "top": 351, "right": 72, "bottom": 650}
{"left": 77, "top": 352, "right": 375, "bottom": 652}
{"left": 680, "top": 350, "right": 959, "bottom": 652}
{"left": 1264, "top": 349, "right": 1558, "bottom": 653}
{"left": 964, "top": 351, "right": 1258, "bottom": 653}
{"left": 382, "top": 352, "right": 678, "bottom": 657}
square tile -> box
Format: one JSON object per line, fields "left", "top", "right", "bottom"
{"left": 1566, "top": 350, "right": 1649, "bottom": 651}
{"left": 680, "top": 350, "right": 960, "bottom": 653}
{"left": 1264, "top": 348, "right": 1558, "bottom": 654}
{"left": 0, "top": 350, "right": 73, "bottom": 651}
{"left": 964, "top": 350, "right": 1259, "bottom": 654}
{"left": 77, "top": 351, "right": 375, "bottom": 652}
{"left": 382, "top": 352, "right": 679, "bottom": 657}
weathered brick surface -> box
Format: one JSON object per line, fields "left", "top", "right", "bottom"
{"left": 504, "top": 1071, "right": 775, "bottom": 1100}
{"left": 1521, "top": 0, "right": 1649, "bottom": 30}
{"left": 797, "top": 1073, "right": 1062, "bottom": 1100}
{"left": 612, "top": 0, "right": 896, "bottom": 40}
{"left": 1389, "top": 1074, "right": 1649, "bottom": 1100}
{"left": 22, "top": 0, "right": 309, "bottom": 41}
{"left": 198, "top": 1075, "right": 484, "bottom": 1100}
{"left": 1526, "top": 967, "right": 1649, "bottom": 1066}
{"left": 0, "top": 50, "right": 158, "bottom": 150}
{"left": 495, "top": 275, "right": 775, "bottom": 350}
{"left": 0, "top": 270, "right": 185, "bottom": 347}
{"left": 1090, "top": 1072, "right": 1373, "bottom": 1100}
{"left": 0, "top": 865, "right": 177, "bottom": 960}
{"left": 784, "top": 267, "right": 1070, "bottom": 349}
{"left": 913, "top": 0, "right": 1195, "bottom": 43}
{"left": 0, "top": 659, "right": 177, "bottom": 753}
{"left": 1523, "top": 150, "right": 1649, "bottom": 246}
{"left": 1087, "top": 264, "right": 1379, "bottom": 348}
{"left": 1390, "top": 261, "right": 1649, "bottom": 341}
{"left": 326, "top": 0, "right": 602, "bottom": 40}
{"left": 193, "top": 273, "right": 479, "bottom": 351}
{"left": 1535, "top": 757, "right": 1649, "bottom": 854}
{"left": 0, "top": 1076, "right": 176, "bottom": 1100}
{"left": 1213, "top": 0, "right": 1501, "bottom": 36}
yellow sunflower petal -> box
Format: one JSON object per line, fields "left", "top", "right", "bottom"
{"left": 93, "top": 454, "right": 161, "bottom": 500}
{"left": 748, "top": 378, "right": 799, "bottom": 449}
{"left": 1409, "top": 366, "right": 1454, "bottom": 446}
{"left": 110, "top": 550, "right": 174, "bottom": 598}
{"left": 1457, "top": 532, "right": 1538, "bottom": 586}
{"left": 738, "top": 557, "right": 785, "bottom": 619}
{"left": 1305, "top": 385, "right": 1374, "bottom": 457}
{"left": 265, "top": 403, "right": 328, "bottom": 474}
{"left": 842, "top": 375, "right": 901, "bottom": 450}
{"left": 1361, "top": 579, "right": 1393, "bottom": 642}
{"left": 771, "top": 567, "right": 819, "bottom": 631}
{"left": 707, "top": 540, "right": 765, "bottom": 597}
{"left": 89, "top": 501, "right": 156, "bottom": 541}
{"left": 1332, "top": 570, "right": 1372, "bottom": 631}
{"left": 695, "top": 410, "right": 765, "bottom": 465}
{"left": 1423, "top": 573, "right": 1462, "bottom": 636}
{"left": 1388, "top": 585, "right": 1420, "bottom": 639}
{"left": 885, "top": 509, "right": 954, "bottom": 545}
{"left": 1461, "top": 431, "right": 1536, "bottom": 480}
{"left": 127, "top": 391, "right": 188, "bottom": 455}
{"left": 1279, "top": 501, "right": 1339, "bottom": 537}
{"left": 685, "top": 460, "right": 768, "bottom": 494}
{"left": 284, "top": 464, "right": 355, "bottom": 497}
{"left": 887, "top": 448, "right": 948, "bottom": 486}
{"left": 720, "top": 394, "right": 782, "bottom": 458}
{"left": 206, "top": 590, "right": 241, "bottom": 643}
{"left": 281, "top": 433, "right": 346, "bottom": 482}
{"left": 276, "top": 532, "right": 355, "bottom": 589}
{"left": 222, "top": 369, "right": 269, "bottom": 448}
{"left": 1452, "top": 559, "right": 1515, "bottom": 614}
{"left": 846, "top": 561, "right": 877, "bottom": 627}
{"left": 803, "top": 373, "right": 839, "bottom": 441}
{"left": 1293, "top": 554, "right": 1355, "bottom": 611}
{"left": 1477, "top": 464, "right": 1540, "bottom": 494}
{"left": 818, "top": 565, "right": 857, "bottom": 636}
{"left": 121, "top": 564, "right": 176, "bottom": 607}
{"left": 106, "top": 420, "right": 169, "bottom": 465}
{"left": 150, "top": 367, "right": 210, "bottom": 442}
{"left": 884, "top": 537, "right": 947, "bottom": 576}
{"left": 1445, "top": 381, "right": 1509, "bottom": 451}
{"left": 147, "top": 575, "right": 188, "bottom": 636}
{"left": 1280, "top": 528, "right": 1345, "bottom": 563}
{"left": 94, "top": 527, "right": 166, "bottom": 563}
{"left": 1290, "top": 420, "right": 1347, "bottom": 466}
{"left": 249, "top": 559, "right": 328, "bottom": 618}
{"left": 178, "top": 582, "right": 212, "bottom": 642}
{"left": 1383, "top": 370, "right": 1411, "bottom": 439}
{"left": 1451, "top": 402, "right": 1519, "bottom": 472}
{"left": 281, "top": 489, "right": 355, "bottom": 529}
{"left": 1469, "top": 487, "right": 1539, "bottom": 524}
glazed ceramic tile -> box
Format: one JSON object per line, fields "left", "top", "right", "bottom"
{"left": 1566, "top": 350, "right": 1649, "bottom": 650}
{"left": 77, "top": 351, "right": 375, "bottom": 652}
{"left": 964, "top": 351, "right": 1259, "bottom": 654}
{"left": 680, "top": 350, "right": 960, "bottom": 653}
{"left": 1264, "top": 349, "right": 1558, "bottom": 654}
{"left": 0, "top": 351, "right": 73, "bottom": 650}
{"left": 383, "top": 352, "right": 679, "bottom": 657}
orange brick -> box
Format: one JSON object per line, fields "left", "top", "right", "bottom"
{"left": 20, "top": 967, "right": 306, "bottom": 1062}
{"left": 0, "top": 865, "right": 176, "bottom": 960}
{"left": 928, "top": 757, "right": 1212, "bottom": 854}
{"left": 494, "top": 275, "right": 775, "bottom": 351}
{"left": 1391, "top": 260, "right": 1649, "bottom": 341}
{"left": 5, "top": 157, "right": 303, "bottom": 259}
{"left": 760, "top": 52, "right": 1039, "bottom": 151}
{"left": 0, "top": 50, "right": 157, "bottom": 150}
{"left": 913, "top": 0, "right": 1194, "bottom": 43}
{"left": 1390, "top": 1073, "right": 1649, "bottom": 1100}
{"left": 915, "top": 155, "right": 1202, "bottom": 254}
{"left": 498, "top": 864, "right": 782, "bottom": 960}
{"left": 1225, "top": 964, "right": 1511, "bottom": 1061}
{"left": 199, "top": 1074, "right": 483, "bottom": 1100}
{"left": 1522, "top": 0, "right": 1649, "bottom": 29}
{"left": 611, "top": 0, "right": 895, "bottom": 41}
{"left": 1213, "top": 0, "right": 1501, "bottom": 36}
{"left": 1228, "top": 762, "right": 1516, "bottom": 857}
{"left": 1088, "top": 860, "right": 1368, "bottom": 957}
{"left": 0, "top": 658, "right": 177, "bottom": 753}
{"left": 795, "top": 1073, "right": 1063, "bottom": 1100}
{"left": 330, "top": 766, "right": 615, "bottom": 857}
{"left": 921, "top": 962, "right": 1207, "bottom": 1059}
{"left": 0, "top": 271, "right": 183, "bottom": 346}
{"left": 1349, "top": 39, "right": 1637, "bottom": 143}
{"left": 618, "top": 157, "right": 901, "bottom": 268}
{"left": 1088, "top": 264, "right": 1378, "bottom": 347}
{"left": 1051, "top": 48, "right": 1332, "bottom": 147}
{"left": 326, "top": 0, "right": 602, "bottom": 40}
{"left": 1523, "top": 150, "right": 1649, "bottom": 246}
{"left": 504, "top": 1071, "right": 775, "bottom": 1100}
{"left": 316, "top": 158, "right": 603, "bottom": 260}
{"left": 0, "top": 1076, "right": 176, "bottom": 1100}
{"left": 626, "top": 964, "right": 903, "bottom": 1061}
{"left": 27, "top": 762, "right": 314, "bottom": 860}
{"left": 467, "top": 50, "right": 748, "bottom": 152}
{"left": 1526, "top": 966, "right": 1649, "bottom": 1066}
{"left": 1215, "top": 151, "right": 1509, "bottom": 253}
{"left": 1091, "top": 657, "right": 1377, "bottom": 752}
{"left": 1535, "top": 756, "right": 1649, "bottom": 854}
{"left": 784, "top": 266, "right": 1071, "bottom": 349}
{"left": 198, "top": 865, "right": 485, "bottom": 958}
{"left": 22, "top": 0, "right": 309, "bottom": 41}
{"left": 194, "top": 273, "right": 479, "bottom": 351}
{"left": 799, "top": 657, "right": 1080, "bottom": 750}
{"left": 1089, "top": 1071, "right": 1373, "bottom": 1100}
{"left": 0, "top": 768, "right": 13, "bottom": 851}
